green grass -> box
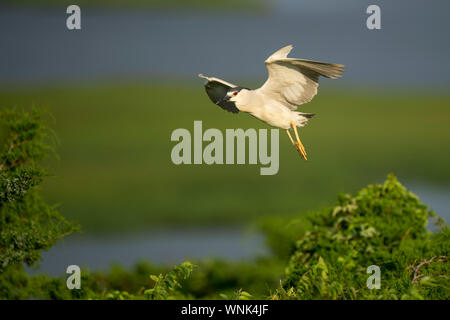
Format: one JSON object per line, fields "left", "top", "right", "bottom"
{"left": 1, "top": 81, "right": 449, "bottom": 231}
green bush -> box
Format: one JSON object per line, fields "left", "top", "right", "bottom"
{"left": 0, "top": 108, "right": 77, "bottom": 298}
{"left": 272, "top": 175, "right": 449, "bottom": 300}
{"left": 77, "top": 258, "right": 281, "bottom": 300}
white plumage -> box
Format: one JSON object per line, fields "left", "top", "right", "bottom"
{"left": 199, "top": 45, "right": 344, "bottom": 160}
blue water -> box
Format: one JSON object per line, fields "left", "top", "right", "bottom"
{"left": 27, "top": 228, "right": 268, "bottom": 276}
{"left": 1, "top": 0, "right": 450, "bottom": 87}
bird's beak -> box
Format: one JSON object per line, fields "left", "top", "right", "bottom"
{"left": 217, "top": 96, "right": 230, "bottom": 104}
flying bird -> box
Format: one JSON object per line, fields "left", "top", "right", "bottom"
{"left": 199, "top": 45, "right": 344, "bottom": 160}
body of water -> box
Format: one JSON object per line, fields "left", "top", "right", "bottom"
{"left": 28, "top": 228, "right": 267, "bottom": 276}
{"left": 1, "top": 0, "right": 450, "bottom": 87}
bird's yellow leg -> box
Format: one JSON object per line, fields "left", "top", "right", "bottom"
{"left": 286, "top": 129, "right": 295, "bottom": 145}
{"left": 286, "top": 128, "right": 306, "bottom": 159}
{"left": 290, "top": 122, "right": 308, "bottom": 160}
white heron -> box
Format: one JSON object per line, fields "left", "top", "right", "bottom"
{"left": 199, "top": 45, "right": 344, "bottom": 160}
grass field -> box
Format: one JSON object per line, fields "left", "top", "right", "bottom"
{"left": 1, "top": 81, "right": 449, "bottom": 231}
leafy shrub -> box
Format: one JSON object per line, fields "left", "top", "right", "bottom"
{"left": 87, "top": 258, "right": 281, "bottom": 299}
{"left": 179, "top": 258, "right": 281, "bottom": 299}
{"left": 0, "top": 108, "right": 77, "bottom": 298}
{"left": 143, "top": 262, "right": 194, "bottom": 299}
{"left": 272, "top": 175, "right": 449, "bottom": 300}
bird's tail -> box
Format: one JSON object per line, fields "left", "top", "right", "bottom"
{"left": 295, "top": 112, "right": 316, "bottom": 127}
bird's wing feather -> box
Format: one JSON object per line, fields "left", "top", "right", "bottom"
{"left": 198, "top": 74, "right": 240, "bottom": 114}
{"left": 258, "top": 46, "right": 344, "bottom": 110}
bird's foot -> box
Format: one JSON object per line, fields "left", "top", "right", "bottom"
{"left": 295, "top": 142, "right": 308, "bottom": 160}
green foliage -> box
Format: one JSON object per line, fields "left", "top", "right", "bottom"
{"left": 0, "top": 257, "right": 283, "bottom": 300}
{"left": 179, "top": 258, "right": 281, "bottom": 299}
{"left": 272, "top": 175, "right": 449, "bottom": 300}
{"left": 0, "top": 108, "right": 77, "bottom": 282}
{"left": 88, "top": 261, "right": 165, "bottom": 294}
{"left": 219, "top": 289, "right": 253, "bottom": 300}
{"left": 86, "top": 258, "right": 281, "bottom": 300}
{"left": 144, "top": 262, "right": 194, "bottom": 300}
{"left": 0, "top": 263, "right": 129, "bottom": 300}
{"left": 0, "top": 261, "right": 193, "bottom": 300}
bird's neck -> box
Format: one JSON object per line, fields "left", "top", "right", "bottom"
{"left": 235, "top": 90, "right": 253, "bottom": 111}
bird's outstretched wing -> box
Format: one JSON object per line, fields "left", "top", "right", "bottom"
{"left": 198, "top": 74, "right": 240, "bottom": 114}
{"left": 258, "top": 45, "right": 344, "bottom": 110}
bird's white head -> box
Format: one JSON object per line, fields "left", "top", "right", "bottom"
{"left": 222, "top": 87, "right": 249, "bottom": 105}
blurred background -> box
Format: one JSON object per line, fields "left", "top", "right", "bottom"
{"left": 1, "top": 0, "right": 449, "bottom": 275}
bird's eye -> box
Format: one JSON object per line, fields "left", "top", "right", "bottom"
{"left": 233, "top": 91, "right": 238, "bottom": 96}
